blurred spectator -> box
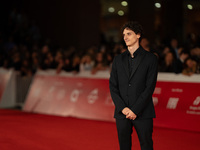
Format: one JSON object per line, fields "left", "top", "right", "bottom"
{"left": 140, "top": 37, "right": 159, "bottom": 57}
{"left": 169, "top": 38, "right": 185, "bottom": 60}
{"left": 182, "top": 58, "right": 197, "bottom": 76}
{"left": 41, "top": 45, "right": 49, "bottom": 57}
{"left": 169, "top": 38, "right": 179, "bottom": 59}
{"left": 91, "top": 52, "right": 107, "bottom": 74}
{"left": 63, "top": 58, "right": 71, "bottom": 72}
{"left": 80, "top": 54, "right": 94, "bottom": 72}
{"left": 159, "top": 46, "right": 170, "bottom": 62}
{"left": 64, "top": 46, "right": 76, "bottom": 59}
{"left": 105, "top": 52, "right": 113, "bottom": 70}
{"left": 190, "top": 47, "right": 200, "bottom": 62}
{"left": 140, "top": 37, "right": 150, "bottom": 51}
{"left": 1, "top": 8, "right": 200, "bottom": 77}
{"left": 31, "top": 53, "right": 39, "bottom": 74}
{"left": 173, "top": 50, "right": 189, "bottom": 74}
{"left": 12, "top": 52, "right": 22, "bottom": 71}
{"left": 65, "top": 55, "right": 81, "bottom": 74}
{"left": 46, "top": 52, "right": 56, "bottom": 69}
{"left": 112, "top": 43, "right": 124, "bottom": 55}
{"left": 158, "top": 52, "right": 174, "bottom": 72}
{"left": 85, "top": 46, "right": 97, "bottom": 59}
{"left": 56, "top": 57, "right": 65, "bottom": 74}
{"left": 185, "top": 33, "right": 197, "bottom": 49}
{"left": 20, "top": 59, "right": 32, "bottom": 76}
{"left": 40, "top": 57, "right": 52, "bottom": 70}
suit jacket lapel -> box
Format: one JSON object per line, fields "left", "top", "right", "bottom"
{"left": 121, "top": 51, "right": 129, "bottom": 78}
{"left": 129, "top": 48, "right": 146, "bottom": 80}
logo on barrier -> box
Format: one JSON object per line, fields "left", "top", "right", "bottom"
{"left": 186, "top": 96, "right": 200, "bottom": 115}
{"left": 154, "top": 87, "right": 161, "bottom": 94}
{"left": 70, "top": 89, "right": 81, "bottom": 102}
{"left": 166, "top": 98, "right": 179, "bottom": 109}
{"left": 87, "top": 88, "right": 98, "bottom": 104}
{"left": 171, "top": 88, "right": 183, "bottom": 93}
{"left": 153, "top": 97, "right": 158, "bottom": 106}
{"left": 193, "top": 96, "right": 200, "bottom": 106}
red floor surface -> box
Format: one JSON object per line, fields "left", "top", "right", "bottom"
{"left": 0, "top": 109, "right": 200, "bottom": 150}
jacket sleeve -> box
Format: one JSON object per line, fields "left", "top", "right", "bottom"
{"left": 109, "top": 57, "right": 126, "bottom": 113}
{"left": 130, "top": 54, "right": 158, "bottom": 116}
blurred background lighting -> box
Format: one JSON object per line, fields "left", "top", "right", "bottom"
{"left": 187, "top": 4, "right": 193, "bottom": 10}
{"left": 121, "top": 1, "right": 128, "bottom": 7}
{"left": 155, "top": 2, "right": 161, "bottom": 8}
{"left": 118, "top": 10, "right": 124, "bottom": 16}
{"left": 108, "top": 7, "right": 115, "bottom": 13}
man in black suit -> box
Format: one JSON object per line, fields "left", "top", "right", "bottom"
{"left": 109, "top": 21, "right": 158, "bottom": 150}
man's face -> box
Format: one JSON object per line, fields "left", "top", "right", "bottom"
{"left": 123, "top": 28, "right": 140, "bottom": 47}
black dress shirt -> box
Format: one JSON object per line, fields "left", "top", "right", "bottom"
{"left": 127, "top": 47, "right": 140, "bottom": 76}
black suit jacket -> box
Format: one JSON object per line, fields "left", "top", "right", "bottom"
{"left": 109, "top": 46, "right": 158, "bottom": 119}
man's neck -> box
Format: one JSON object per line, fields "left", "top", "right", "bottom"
{"left": 128, "top": 44, "right": 139, "bottom": 57}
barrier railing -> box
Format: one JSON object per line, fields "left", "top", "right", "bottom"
{"left": 23, "top": 70, "right": 200, "bottom": 132}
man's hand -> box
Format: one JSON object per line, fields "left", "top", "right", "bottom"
{"left": 122, "top": 107, "right": 137, "bottom": 120}
{"left": 122, "top": 107, "right": 130, "bottom": 115}
{"left": 126, "top": 110, "right": 137, "bottom": 120}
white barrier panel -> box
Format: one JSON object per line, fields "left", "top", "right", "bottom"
{"left": 0, "top": 68, "right": 10, "bottom": 100}
{"left": 0, "top": 68, "right": 16, "bottom": 108}
{"left": 23, "top": 70, "right": 200, "bottom": 132}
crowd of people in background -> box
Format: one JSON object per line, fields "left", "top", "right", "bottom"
{"left": 0, "top": 9, "right": 200, "bottom": 77}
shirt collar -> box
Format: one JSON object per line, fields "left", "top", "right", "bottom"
{"left": 126, "top": 46, "right": 141, "bottom": 58}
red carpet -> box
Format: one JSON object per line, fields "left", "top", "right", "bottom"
{"left": 0, "top": 109, "right": 200, "bottom": 150}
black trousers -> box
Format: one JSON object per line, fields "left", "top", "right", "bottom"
{"left": 116, "top": 118, "right": 153, "bottom": 150}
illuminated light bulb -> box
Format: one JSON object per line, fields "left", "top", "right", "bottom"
{"left": 187, "top": 4, "right": 193, "bottom": 10}
{"left": 108, "top": 7, "right": 115, "bottom": 13}
{"left": 155, "top": 3, "right": 161, "bottom": 8}
{"left": 121, "top": 1, "right": 128, "bottom": 7}
{"left": 118, "top": 10, "right": 124, "bottom": 16}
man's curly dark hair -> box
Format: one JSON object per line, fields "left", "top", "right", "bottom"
{"left": 121, "top": 21, "right": 144, "bottom": 36}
